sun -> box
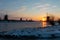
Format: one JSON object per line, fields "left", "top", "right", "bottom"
{"left": 42, "top": 17, "right": 46, "bottom": 21}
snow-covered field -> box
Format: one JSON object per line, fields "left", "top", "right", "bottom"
{"left": 3, "top": 25, "right": 60, "bottom": 38}
{"left": 0, "top": 22, "right": 60, "bottom": 40}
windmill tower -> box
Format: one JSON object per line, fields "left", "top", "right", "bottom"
{"left": 4, "top": 11, "right": 8, "bottom": 20}
{"left": 4, "top": 14, "right": 8, "bottom": 20}
{"left": 46, "top": 13, "right": 50, "bottom": 22}
{"left": 46, "top": 13, "right": 55, "bottom": 25}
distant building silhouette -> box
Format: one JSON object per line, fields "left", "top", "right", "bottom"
{"left": 4, "top": 14, "right": 8, "bottom": 20}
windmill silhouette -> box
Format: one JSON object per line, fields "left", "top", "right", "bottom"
{"left": 46, "top": 13, "right": 55, "bottom": 26}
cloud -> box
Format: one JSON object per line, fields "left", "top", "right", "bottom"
{"left": 20, "top": 6, "right": 27, "bottom": 11}
{"left": 45, "top": 4, "right": 51, "bottom": 7}
{"left": 8, "top": 6, "right": 28, "bottom": 17}
{"left": 35, "top": 3, "right": 51, "bottom": 8}
{"left": 52, "top": 6, "right": 57, "bottom": 8}
{"left": 32, "top": 3, "right": 57, "bottom": 11}
{"left": 10, "top": 6, "right": 27, "bottom": 15}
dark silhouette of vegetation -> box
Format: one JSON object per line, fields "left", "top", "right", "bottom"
{"left": 0, "top": 17, "right": 1, "bottom": 21}
{"left": 58, "top": 19, "right": 60, "bottom": 24}
{"left": 51, "top": 34, "right": 56, "bottom": 38}
{"left": 0, "top": 34, "right": 39, "bottom": 39}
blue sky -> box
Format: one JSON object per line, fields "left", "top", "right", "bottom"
{"left": 0, "top": 0, "right": 60, "bottom": 20}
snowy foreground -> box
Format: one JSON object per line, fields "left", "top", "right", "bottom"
{"left": 0, "top": 25, "right": 60, "bottom": 39}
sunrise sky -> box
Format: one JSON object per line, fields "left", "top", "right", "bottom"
{"left": 0, "top": 0, "right": 60, "bottom": 20}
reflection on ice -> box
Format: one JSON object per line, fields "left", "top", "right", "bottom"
{"left": 42, "top": 22, "right": 47, "bottom": 28}
{"left": 42, "top": 21, "right": 52, "bottom": 28}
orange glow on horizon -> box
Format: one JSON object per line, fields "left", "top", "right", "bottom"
{"left": 41, "top": 17, "right": 46, "bottom": 21}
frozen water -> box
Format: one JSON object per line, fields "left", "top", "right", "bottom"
{"left": 0, "top": 22, "right": 42, "bottom": 32}
{"left": 0, "top": 21, "right": 60, "bottom": 40}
